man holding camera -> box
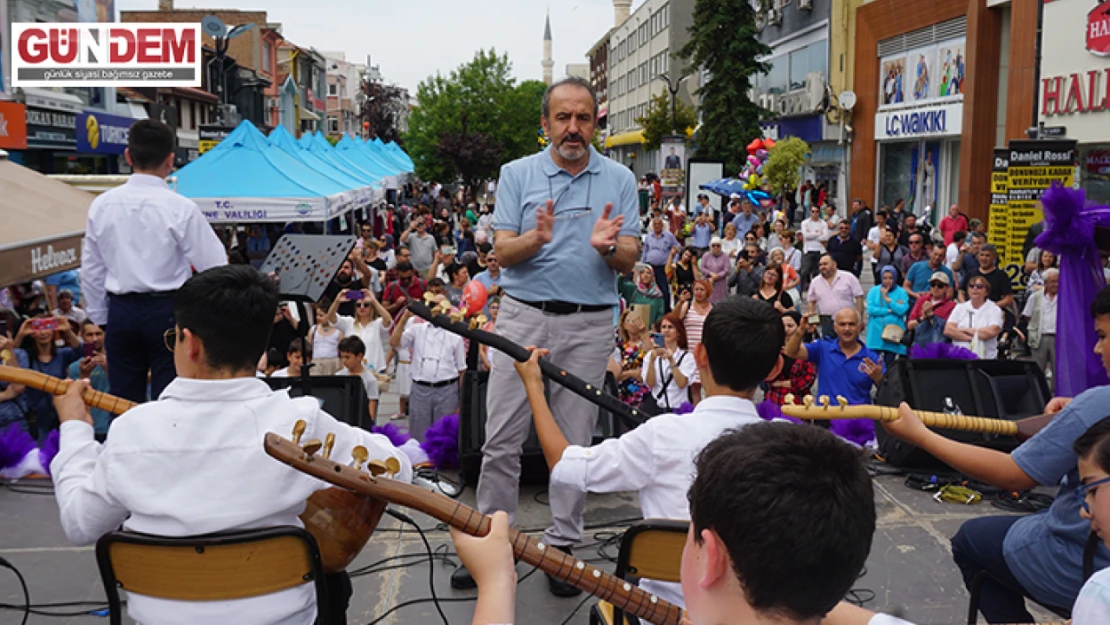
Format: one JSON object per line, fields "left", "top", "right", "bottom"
{"left": 67, "top": 321, "right": 110, "bottom": 440}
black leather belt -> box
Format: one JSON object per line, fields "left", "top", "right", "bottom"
{"left": 413, "top": 378, "right": 457, "bottom": 388}
{"left": 513, "top": 297, "right": 611, "bottom": 315}
{"left": 109, "top": 290, "right": 176, "bottom": 300}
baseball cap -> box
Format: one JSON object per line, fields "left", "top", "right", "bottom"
{"left": 729, "top": 193, "right": 742, "bottom": 200}
{"left": 929, "top": 272, "right": 950, "bottom": 286}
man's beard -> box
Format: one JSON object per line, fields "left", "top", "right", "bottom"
{"left": 554, "top": 134, "right": 588, "bottom": 161}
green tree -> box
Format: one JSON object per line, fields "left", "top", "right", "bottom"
{"left": 678, "top": 0, "right": 771, "bottom": 174}
{"left": 404, "top": 50, "right": 546, "bottom": 191}
{"left": 635, "top": 92, "right": 699, "bottom": 151}
{"left": 762, "top": 137, "right": 811, "bottom": 192}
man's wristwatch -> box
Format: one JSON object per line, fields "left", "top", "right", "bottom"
{"left": 602, "top": 244, "right": 617, "bottom": 258}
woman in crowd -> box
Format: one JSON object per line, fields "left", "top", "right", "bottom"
{"left": 874, "top": 228, "right": 909, "bottom": 284}
{"left": 945, "top": 275, "right": 1004, "bottom": 358}
{"left": 749, "top": 222, "right": 769, "bottom": 252}
{"left": 676, "top": 279, "right": 713, "bottom": 404}
{"left": 666, "top": 247, "right": 702, "bottom": 303}
{"left": 330, "top": 288, "right": 392, "bottom": 374}
{"left": 865, "top": 265, "right": 911, "bottom": 367}
{"left": 618, "top": 263, "right": 665, "bottom": 329}
{"left": 1026, "top": 249, "right": 1057, "bottom": 291}
{"left": 479, "top": 297, "right": 501, "bottom": 372}
{"left": 699, "top": 238, "right": 732, "bottom": 303}
{"left": 610, "top": 309, "right": 653, "bottom": 409}
{"left": 769, "top": 248, "right": 801, "bottom": 300}
{"left": 906, "top": 274, "right": 957, "bottom": 347}
{"left": 720, "top": 223, "right": 742, "bottom": 260}
{"left": 308, "top": 300, "right": 344, "bottom": 375}
{"left": 0, "top": 310, "right": 30, "bottom": 433}
{"left": 444, "top": 263, "right": 470, "bottom": 307}
{"left": 753, "top": 263, "right": 794, "bottom": 313}
{"left": 641, "top": 313, "right": 696, "bottom": 414}
{"left": 765, "top": 311, "right": 817, "bottom": 406}
{"left": 15, "top": 310, "right": 80, "bottom": 440}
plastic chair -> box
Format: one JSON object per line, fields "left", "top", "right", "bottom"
{"left": 589, "top": 519, "right": 688, "bottom": 625}
{"left": 95, "top": 526, "right": 328, "bottom": 625}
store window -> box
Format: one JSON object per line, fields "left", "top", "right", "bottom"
{"left": 878, "top": 139, "right": 958, "bottom": 220}
{"left": 1081, "top": 145, "right": 1110, "bottom": 205}
{"left": 789, "top": 42, "right": 827, "bottom": 91}
{"left": 764, "top": 56, "right": 788, "bottom": 95}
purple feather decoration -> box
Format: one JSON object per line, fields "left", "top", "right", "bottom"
{"left": 39, "top": 430, "right": 60, "bottom": 476}
{"left": 829, "top": 419, "right": 876, "bottom": 447}
{"left": 421, "top": 413, "right": 460, "bottom": 470}
{"left": 675, "top": 402, "right": 695, "bottom": 415}
{"left": 1036, "top": 182, "right": 1096, "bottom": 256}
{"left": 756, "top": 399, "right": 801, "bottom": 424}
{"left": 371, "top": 422, "right": 412, "bottom": 448}
{"left": 910, "top": 342, "right": 978, "bottom": 360}
{"left": 0, "top": 424, "right": 37, "bottom": 470}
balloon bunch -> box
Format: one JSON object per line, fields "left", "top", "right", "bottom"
{"left": 423, "top": 281, "right": 489, "bottom": 329}
{"left": 740, "top": 137, "right": 775, "bottom": 207}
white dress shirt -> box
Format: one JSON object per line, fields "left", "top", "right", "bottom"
{"left": 801, "top": 218, "right": 830, "bottom": 254}
{"left": 81, "top": 174, "right": 227, "bottom": 325}
{"left": 401, "top": 320, "right": 466, "bottom": 384}
{"left": 549, "top": 395, "right": 763, "bottom": 609}
{"left": 50, "top": 376, "right": 412, "bottom": 625}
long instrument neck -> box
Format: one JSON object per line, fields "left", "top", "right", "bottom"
{"left": 0, "top": 365, "right": 135, "bottom": 415}
{"left": 870, "top": 405, "right": 1019, "bottom": 437}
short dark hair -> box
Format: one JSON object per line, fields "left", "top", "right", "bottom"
{"left": 288, "top": 338, "right": 309, "bottom": 358}
{"left": 427, "top": 277, "right": 445, "bottom": 288}
{"left": 541, "top": 76, "right": 599, "bottom": 119}
{"left": 953, "top": 230, "right": 967, "bottom": 243}
{"left": 127, "top": 119, "right": 176, "bottom": 170}
{"left": 395, "top": 261, "right": 415, "bottom": 273}
{"left": 446, "top": 262, "right": 466, "bottom": 281}
{"left": 477, "top": 242, "right": 493, "bottom": 254}
{"left": 338, "top": 335, "right": 366, "bottom": 356}
{"left": 1091, "top": 285, "right": 1110, "bottom": 318}
{"left": 174, "top": 266, "right": 279, "bottom": 372}
{"left": 1075, "top": 416, "right": 1110, "bottom": 474}
{"left": 688, "top": 423, "right": 875, "bottom": 620}
{"left": 700, "top": 297, "right": 783, "bottom": 392}
{"left": 971, "top": 231, "right": 987, "bottom": 242}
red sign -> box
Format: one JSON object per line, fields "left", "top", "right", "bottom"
{"left": 1086, "top": 149, "right": 1110, "bottom": 176}
{"left": 1088, "top": 1, "right": 1110, "bottom": 56}
{"left": 0, "top": 102, "right": 29, "bottom": 150}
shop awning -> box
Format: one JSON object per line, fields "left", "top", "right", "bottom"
{"left": 0, "top": 151, "right": 93, "bottom": 288}
{"left": 605, "top": 130, "right": 644, "bottom": 148}
{"left": 300, "top": 108, "right": 321, "bottom": 121}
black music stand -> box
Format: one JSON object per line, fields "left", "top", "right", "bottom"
{"left": 260, "top": 234, "right": 358, "bottom": 396}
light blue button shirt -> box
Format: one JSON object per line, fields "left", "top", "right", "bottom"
{"left": 492, "top": 146, "right": 639, "bottom": 305}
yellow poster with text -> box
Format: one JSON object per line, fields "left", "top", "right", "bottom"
{"left": 1004, "top": 140, "right": 1076, "bottom": 290}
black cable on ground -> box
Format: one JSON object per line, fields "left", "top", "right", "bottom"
{"left": 385, "top": 508, "right": 450, "bottom": 625}
{"left": 559, "top": 593, "right": 592, "bottom": 625}
{"left": 0, "top": 556, "right": 30, "bottom": 625}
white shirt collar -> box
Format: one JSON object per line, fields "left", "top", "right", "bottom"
{"left": 158, "top": 376, "right": 275, "bottom": 403}
{"left": 126, "top": 173, "right": 171, "bottom": 189}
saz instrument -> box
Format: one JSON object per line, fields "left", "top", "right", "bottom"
{"left": 780, "top": 393, "right": 1055, "bottom": 441}
{"left": 264, "top": 431, "right": 686, "bottom": 625}
{"left": 0, "top": 365, "right": 383, "bottom": 574}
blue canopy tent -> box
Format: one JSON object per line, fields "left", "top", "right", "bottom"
{"left": 173, "top": 121, "right": 357, "bottom": 223}
{"left": 301, "top": 133, "right": 388, "bottom": 202}
{"left": 366, "top": 137, "right": 410, "bottom": 173}
{"left": 268, "top": 125, "right": 376, "bottom": 209}
{"left": 335, "top": 135, "right": 403, "bottom": 181}
{"left": 382, "top": 140, "right": 415, "bottom": 171}
{"left": 298, "top": 131, "right": 315, "bottom": 148}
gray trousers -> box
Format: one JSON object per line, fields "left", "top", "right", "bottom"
{"left": 408, "top": 380, "right": 459, "bottom": 443}
{"left": 477, "top": 295, "right": 614, "bottom": 547}
{"left": 1032, "top": 334, "right": 1056, "bottom": 378}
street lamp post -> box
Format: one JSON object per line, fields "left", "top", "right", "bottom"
{"left": 655, "top": 73, "right": 688, "bottom": 135}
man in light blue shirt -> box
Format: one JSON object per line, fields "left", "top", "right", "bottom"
{"left": 471, "top": 250, "right": 502, "bottom": 316}
{"left": 641, "top": 216, "right": 679, "bottom": 312}
{"left": 731, "top": 199, "right": 760, "bottom": 237}
{"left": 458, "top": 76, "right": 639, "bottom": 598}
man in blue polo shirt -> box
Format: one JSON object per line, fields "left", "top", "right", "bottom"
{"left": 454, "top": 76, "right": 640, "bottom": 596}
{"left": 784, "top": 307, "right": 884, "bottom": 443}
{"left": 730, "top": 198, "right": 760, "bottom": 237}
{"left": 642, "top": 216, "right": 679, "bottom": 312}
{"left": 903, "top": 244, "right": 954, "bottom": 301}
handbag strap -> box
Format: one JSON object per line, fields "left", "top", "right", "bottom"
{"left": 655, "top": 351, "right": 687, "bottom": 410}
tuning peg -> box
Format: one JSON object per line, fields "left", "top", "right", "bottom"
{"left": 350, "top": 445, "right": 369, "bottom": 471}
{"left": 819, "top": 395, "right": 830, "bottom": 410}
{"left": 367, "top": 459, "right": 389, "bottom": 477}
{"left": 423, "top": 292, "right": 437, "bottom": 306}
{"left": 302, "top": 439, "right": 323, "bottom": 459}
{"left": 784, "top": 393, "right": 795, "bottom": 405}
{"left": 292, "top": 420, "right": 306, "bottom": 445}
{"left": 322, "top": 433, "right": 336, "bottom": 459}
{"left": 837, "top": 396, "right": 848, "bottom": 410}
{"left": 384, "top": 457, "right": 401, "bottom": 477}
{"left": 803, "top": 395, "right": 814, "bottom": 408}
{"left": 437, "top": 300, "right": 452, "bottom": 316}
{"left": 449, "top": 309, "right": 466, "bottom": 324}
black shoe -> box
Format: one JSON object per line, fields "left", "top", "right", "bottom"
{"left": 450, "top": 564, "right": 476, "bottom": 590}
{"left": 545, "top": 546, "right": 583, "bottom": 597}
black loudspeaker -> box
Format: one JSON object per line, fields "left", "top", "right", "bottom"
{"left": 264, "top": 375, "right": 371, "bottom": 430}
{"left": 874, "top": 359, "right": 1050, "bottom": 469}
{"left": 459, "top": 371, "right": 620, "bottom": 486}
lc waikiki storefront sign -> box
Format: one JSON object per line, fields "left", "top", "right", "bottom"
{"left": 1039, "top": 0, "right": 1110, "bottom": 139}
{"left": 874, "top": 102, "right": 963, "bottom": 140}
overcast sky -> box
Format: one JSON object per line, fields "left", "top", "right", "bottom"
{"left": 117, "top": 0, "right": 630, "bottom": 93}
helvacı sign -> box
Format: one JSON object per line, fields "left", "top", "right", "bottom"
{"left": 1089, "top": 0, "right": 1110, "bottom": 56}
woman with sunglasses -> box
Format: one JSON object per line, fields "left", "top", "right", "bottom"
{"left": 1072, "top": 416, "right": 1110, "bottom": 624}
{"left": 328, "top": 288, "right": 392, "bottom": 375}
{"left": 945, "top": 276, "right": 1003, "bottom": 358}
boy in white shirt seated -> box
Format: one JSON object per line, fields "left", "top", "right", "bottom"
{"left": 337, "top": 335, "right": 381, "bottom": 423}
{"left": 50, "top": 265, "right": 413, "bottom": 625}
{"left": 270, "top": 338, "right": 307, "bottom": 378}
{"left": 451, "top": 422, "right": 917, "bottom": 625}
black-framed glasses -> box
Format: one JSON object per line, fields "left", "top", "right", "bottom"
{"left": 1076, "top": 475, "right": 1110, "bottom": 513}
{"left": 968, "top": 283, "right": 987, "bottom": 290}
{"left": 930, "top": 283, "right": 946, "bottom": 289}
{"left": 164, "top": 328, "right": 178, "bottom": 352}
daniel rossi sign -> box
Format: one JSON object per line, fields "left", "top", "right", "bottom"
{"left": 12, "top": 23, "right": 201, "bottom": 87}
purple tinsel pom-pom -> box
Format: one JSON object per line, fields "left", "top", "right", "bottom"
{"left": 39, "top": 430, "right": 60, "bottom": 476}
{"left": 675, "top": 402, "right": 695, "bottom": 415}
{"left": 422, "top": 413, "right": 460, "bottom": 470}
{"left": 1036, "top": 182, "right": 1096, "bottom": 255}
{"left": 756, "top": 399, "right": 801, "bottom": 424}
{"left": 0, "top": 424, "right": 37, "bottom": 470}
{"left": 371, "top": 422, "right": 412, "bottom": 448}
{"left": 829, "top": 419, "right": 876, "bottom": 447}
{"left": 910, "top": 342, "right": 978, "bottom": 360}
